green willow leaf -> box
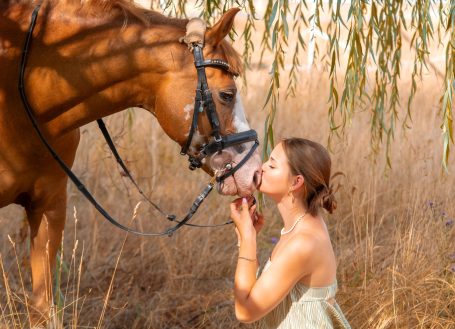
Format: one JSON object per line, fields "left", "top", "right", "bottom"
{"left": 268, "top": 1, "right": 278, "bottom": 29}
{"left": 281, "top": 10, "right": 289, "bottom": 38}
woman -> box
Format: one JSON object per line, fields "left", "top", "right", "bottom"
{"left": 230, "top": 138, "right": 351, "bottom": 328}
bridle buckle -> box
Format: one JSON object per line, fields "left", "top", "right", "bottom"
{"left": 188, "top": 156, "right": 202, "bottom": 170}
{"left": 214, "top": 134, "right": 222, "bottom": 143}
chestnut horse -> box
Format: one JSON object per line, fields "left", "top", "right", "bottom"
{"left": 0, "top": 0, "right": 261, "bottom": 325}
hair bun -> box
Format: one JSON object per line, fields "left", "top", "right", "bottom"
{"left": 307, "top": 185, "right": 337, "bottom": 215}
{"left": 321, "top": 186, "right": 337, "bottom": 214}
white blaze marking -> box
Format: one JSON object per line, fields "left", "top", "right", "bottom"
{"left": 183, "top": 103, "right": 194, "bottom": 122}
{"left": 233, "top": 92, "right": 250, "bottom": 133}
{"left": 188, "top": 130, "right": 205, "bottom": 154}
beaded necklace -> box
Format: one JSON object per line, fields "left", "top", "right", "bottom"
{"left": 280, "top": 212, "right": 308, "bottom": 235}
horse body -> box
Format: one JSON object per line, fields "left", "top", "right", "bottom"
{"left": 1, "top": 0, "right": 261, "bottom": 324}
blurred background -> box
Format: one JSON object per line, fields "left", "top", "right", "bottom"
{"left": 1, "top": 1, "right": 454, "bottom": 328}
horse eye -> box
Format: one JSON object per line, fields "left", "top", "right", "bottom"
{"left": 219, "top": 91, "right": 235, "bottom": 103}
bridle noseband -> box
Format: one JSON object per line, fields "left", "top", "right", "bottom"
{"left": 18, "top": 5, "right": 259, "bottom": 237}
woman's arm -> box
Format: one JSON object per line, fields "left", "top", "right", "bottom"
{"left": 234, "top": 231, "right": 258, "bottom": 319}
{"left": 231, "top": 199, "right": 259, "bottom": 316}
{"left": 230, "top": 199, "right": 317, "bottom": 323}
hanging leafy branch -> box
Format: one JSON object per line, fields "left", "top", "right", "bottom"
{"left": 240, "top": 0, "right": 256, "bottom": 86}
{"left": 254, "top": 0, "right": 290, "bottom": 209}
{"left": 261, "top": 0, "right": 288, "bottom": 159}
{"left": 285, "top": 1, "right": 307, "bottom": 99}
{"left": 370, "top": 0, "right": 404, "bottom": 165}
{"left": 406, "top": 0, "right": 432, "bottom": 128}
{"left": 441, "top": 0, "right": 455, "bottom": 170}
{"left": 155, "top": 0, "right": 455, "bottom": 168}
{"left": 327, "top": 0, "right": 343, "bottom": 135}
{"left": 327, "top": 0, "right": 370, "bottom": 146}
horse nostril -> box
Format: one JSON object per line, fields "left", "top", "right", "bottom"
{"left": 210, "top": 150, "right": 233, "bottom": 169}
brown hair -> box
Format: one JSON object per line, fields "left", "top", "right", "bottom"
{"left": 281, "top": 138, "right": 336, "bottom": 216}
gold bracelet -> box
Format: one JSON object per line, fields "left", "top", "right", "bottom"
{"left": 238, "top": 256, "right": 256, "bottom": 262}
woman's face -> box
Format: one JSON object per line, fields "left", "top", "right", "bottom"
{"left": 259, "top": 143, "right": 293, "bottom": 200}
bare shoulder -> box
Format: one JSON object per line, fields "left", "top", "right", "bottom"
{"left": 284, "top": 231, "right": 320, "bottom": 261}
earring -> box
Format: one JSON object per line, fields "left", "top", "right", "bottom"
{"left": 288, "top": 189, "right": 295, "bottom": 203}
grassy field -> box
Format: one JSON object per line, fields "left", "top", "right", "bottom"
{"left": 1, "top": 10, "right": 455, "bottom": 329}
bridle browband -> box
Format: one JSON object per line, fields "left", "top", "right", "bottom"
{"left": 18, "top": 4, "right": 259, "bottom": 237}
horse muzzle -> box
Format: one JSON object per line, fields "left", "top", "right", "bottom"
{"left": 210, "top": 141, "right": 262, "bottom": 196}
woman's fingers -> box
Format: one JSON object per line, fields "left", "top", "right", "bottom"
{"left": 230, "top": 201, "right": 239, "bottom": 212}
{"left": 230, "top": 198, "right": 248, "bottom": 221}
{"left": 231, "top": 197, "right": 243, "bottom": 208}
{"left": 249, "top": 204, "right": 257, "bottom": 217}
{"left": 230, "top": 197, "right": 259, "bottom": 233}
{"left": 230, "top": 202, "right": 241, "bottom": 221}
{"left": 252, "top": 212, "right": 265, "bottom": 234}
{"left": 241, "top": 198, "right": 250, "bottom": 214}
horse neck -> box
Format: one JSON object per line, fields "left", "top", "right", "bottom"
{"left": 27, "top": 3, "right": 186, "bottom": 137}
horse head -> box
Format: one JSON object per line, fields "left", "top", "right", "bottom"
{"left": 149, "top": 9, "right": 262, "bottom": 197}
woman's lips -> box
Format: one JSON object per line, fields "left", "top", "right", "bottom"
{"left": 254, "top": 170, "right": 262, "bottom": 189}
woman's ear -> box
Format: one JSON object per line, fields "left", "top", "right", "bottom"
{"left": 292, "top": 175, "right": 305, "bottom": 192}
{"left": 206, "top": 8, "right": 240, "bottom": 47}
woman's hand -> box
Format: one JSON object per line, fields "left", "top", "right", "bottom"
{"left": 231, "top": 197, "right": 264, "bottom": 243}
{"left": 249, "top": 204, "right": 265, "bottom": 234}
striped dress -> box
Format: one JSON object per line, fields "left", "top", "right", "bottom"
{"left": 258, "top": 260, "right": 351, "bottom": 329}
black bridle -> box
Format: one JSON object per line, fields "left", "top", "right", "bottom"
{"left": 180, "top": 45, "right": 259, "bottom": 178}
{"left": 18, "top": 4, "right": 259, "bottom": 237}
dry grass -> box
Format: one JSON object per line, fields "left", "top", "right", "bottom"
{"left": 1, "top": 21, "right": 454, "bottom": 329}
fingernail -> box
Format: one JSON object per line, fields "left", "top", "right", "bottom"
{"left": 242, "top": 198, "right": 247, "bottom": 204}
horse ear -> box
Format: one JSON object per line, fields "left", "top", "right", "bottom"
{"left": 206, "top": 8, "right": 240, "bottom": 47}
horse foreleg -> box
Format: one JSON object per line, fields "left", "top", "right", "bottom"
{"left": 26, "top": 191, "right": 67, "bottom": 327}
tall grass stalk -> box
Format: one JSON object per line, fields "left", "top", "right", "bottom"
{"left": 97, "top": 202, "right": 142, "bottom": 328}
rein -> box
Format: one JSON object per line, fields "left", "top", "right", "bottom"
{"left": 19, "top": 5, "right": 258, "bottom": 237}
